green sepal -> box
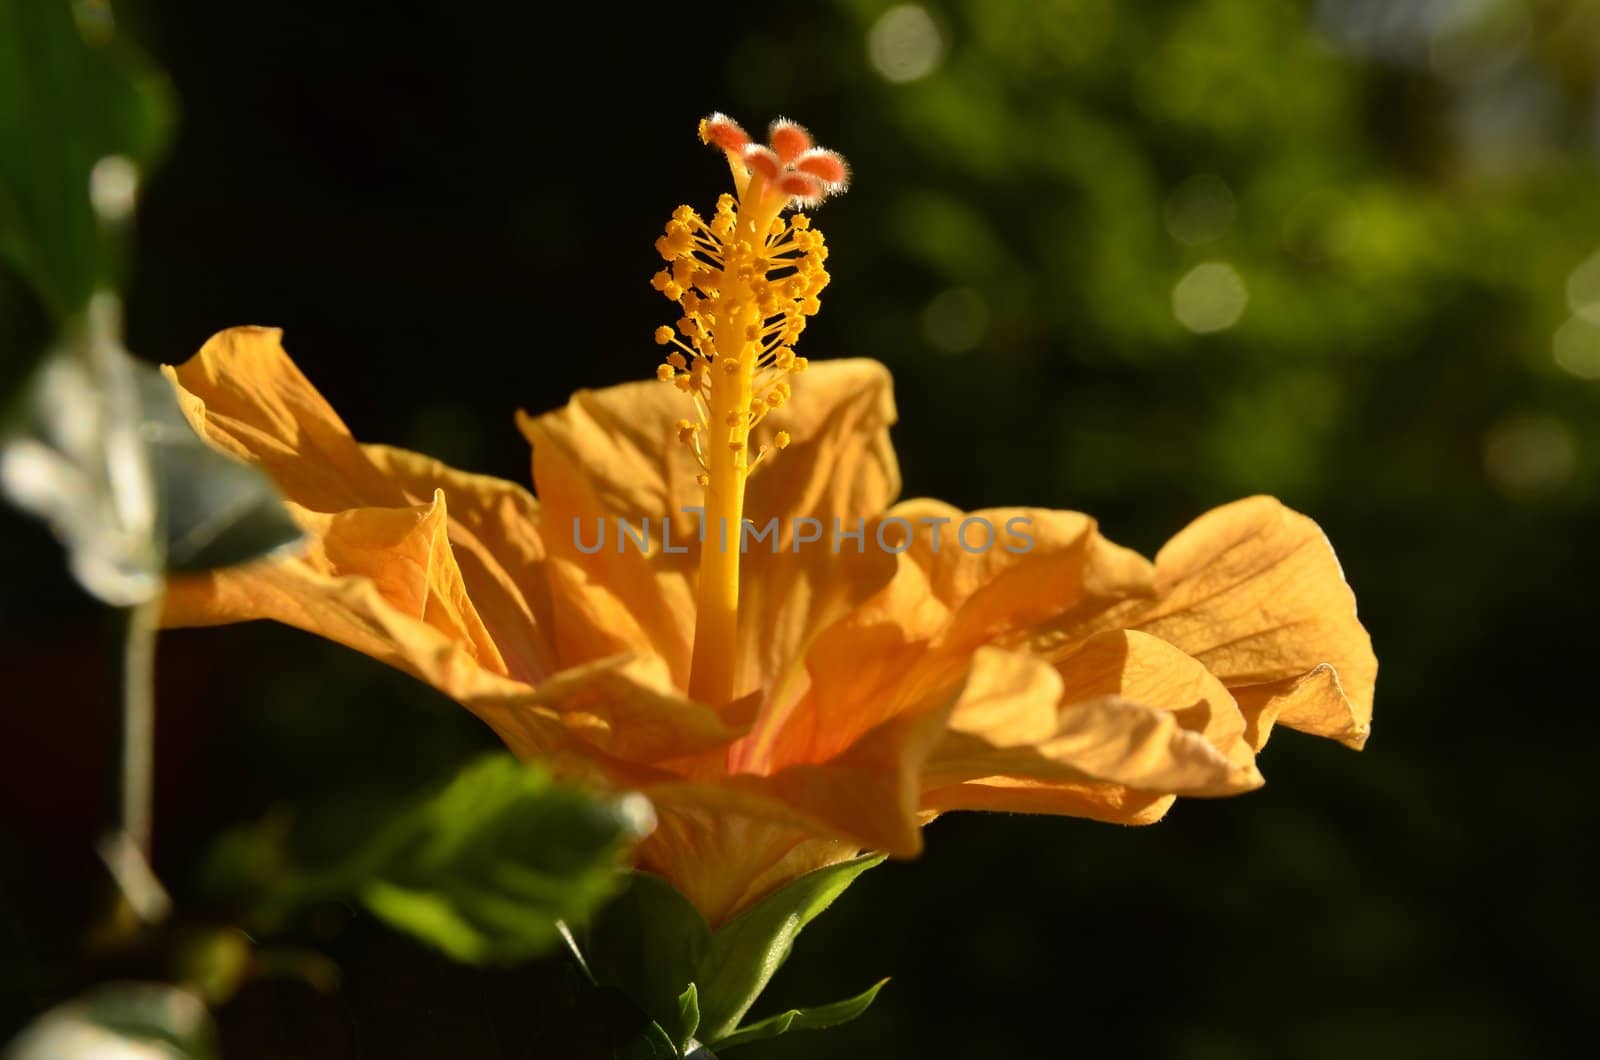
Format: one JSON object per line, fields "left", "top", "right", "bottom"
{"left": 696, "top": 852, "right": 885, "bottom": 1040}
{"left": 581, "top": 870, "right": 710, "bottom": 1047}
{"left": 674, "top": 983, "right": 701, "bottom": 1053}
{"left": 709, "top": 977, "right": 888, "bottom": 1052}
{"left": 581, "top": 852, "right": 886, "bottom": 1050}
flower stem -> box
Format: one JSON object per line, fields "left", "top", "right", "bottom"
{"left": 119, "top": 592, "right": 162, "bottom": 857}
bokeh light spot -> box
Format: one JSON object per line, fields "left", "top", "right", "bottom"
{"left": 921, "top": 287, "right": 989, "bottom": 354}
{"left": 1564, "top": 249, "right": 1600, "bottom": 324}
{"left": 89, "top": 155, "right": 139, "bottom": 223}
{"left": 1165, "top": 175, "right": 1236, "bottom": 246}
{"left": 1482, "top": 414, "right": 1576, "bottom": 498}
{"left": 1172, "top": 262, "right": 1248, "bottom": 334}
{"left": 1553, "top": 315, "right": 1600, "bottom": 380}
{"left": 867, "top": 5, "right": 945, "bottom": 84}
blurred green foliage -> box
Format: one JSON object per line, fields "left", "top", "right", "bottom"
{"left": 202, "top": 754, "right": 645, "bottom": 965}
{"left": 0, "top": 0, "right": 172, "bottom": 394}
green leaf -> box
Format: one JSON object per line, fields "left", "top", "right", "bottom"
{"left": 709, "top": 978, "right": 888, "bottom": 1052}
{"left": 580, "top": 853, "right": 885, "bottom": 1050}
{"left": 674, "top": 983, "right": 700, "bottom": 1054}
{"left": 580, "top": 871, "right": 711, "bottom": 1048}
{"left": 273, "top": 754, "right": 647, "bottom": 963}
{"left": 0, "top": 0, "right": 174, "bottom": 323}
{"left": 611, "top": 1021, "right": 681, "bottom": 1060}
{"left": 133, "top": 362, "right": 305, "bottom": 572}
{"left": 695, "top": 852, "right": 886, "bottom": 1041}
{"left": 4, "top": 981, "right": 216, "bottom": 1059}
{"left": 1, "top": 297, "right": 303, "bottom": 601}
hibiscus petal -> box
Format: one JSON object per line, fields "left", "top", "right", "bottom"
{"left": 886, "top": 500, "right": 1157, "bottom": 654}
{"left": 516, "top": 378, "right": 702, "bottom": 681}
{"left": 362, "top": 444, "right": 553, "bottom": 682}
{"left": 517, "top": 359, "right": 902, "bottom": 701}
{"left": 1051, "top": 629, "right": 1260, "bottom": 785}
{"left": 922, "top": 647, "right": 1254, "bottom": 824}
{"left": 161, "top": 327, "right": 556, "bottom": 682}
{"left": 890, "top": 495, "right": 1375, "bottom": 751}
{"left": 1116, "top": 496, "right": 1376, "bottom": 749}
{"left": 164, "top": 491, "right": 541, "bottom": 752}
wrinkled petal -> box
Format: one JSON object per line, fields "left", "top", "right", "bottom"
{"left": 750, "top": 502, "right": 1152, "bottom": 771}
{"left": 632, "top": 801, "right": 859, "bottom": 928}
{"left": 1051, "top": 629, "right": 1260, "bottom": 785}
{"left": 738, "top": 551, "right": 950, "bottom": 772}
{"left": 517, "top": 359, "right": 902, "bottom": 700}
{"left": 891, "top": 496, "right": 1376, "bottom": 751}
{"left": 1103, "top": 497, "right": 1376, "bottom": 749}
{"left": 887, "top": 500, "right": 1157, "bottom": 654}
{"left": 162, "top": 327, "right": 556, "bottom": 682}
{"left": 922, "top": 647, "right": 1252, "bottom": 824}
{"left": 735, "top": 360, "right": 902, "bottom": 707}
{"left": 362, "top": 444, "right": 553, "bottom": 682}
{"left": 516, "top": 379, "right": 700, "bottom": 680}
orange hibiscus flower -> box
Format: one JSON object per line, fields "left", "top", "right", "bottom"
{"left": 160, "top": 115, "right": 1374, "bottom": 926}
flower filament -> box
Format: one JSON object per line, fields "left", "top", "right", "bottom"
{"left": 652, "top": 113, "right": 848, "bottom": 707}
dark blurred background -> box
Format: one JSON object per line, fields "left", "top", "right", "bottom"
{"left": 5, "top": 0, "right": 1600, "bottom": 1056}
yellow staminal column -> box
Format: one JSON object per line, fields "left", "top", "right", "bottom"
{"left": 688, "top": 313, "right": 754, "bottom": 706}
{"left": 655, "top": 113, "right": 848, "bottom": 707}
{"left": 686, "top": 171, "right": 782, "bottom": 706}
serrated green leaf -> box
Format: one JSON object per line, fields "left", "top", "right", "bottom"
{"left": 4, "top": 981, "right": 216, "bottom": 1059}
{"left": 269, "top": 754, "right": 644, "bottom": 963}
{"left": 0, "top": 0, "right": 173, "bottom": 323}
{"left": 695, "top": 853, "right": 886, "bottom": 1041}
{"left": 709, "top": 978, "right": 888, "bottom": 1052}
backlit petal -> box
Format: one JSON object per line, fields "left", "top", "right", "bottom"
{"left": 162, "top": 327, "right": 556, "bottom": 682}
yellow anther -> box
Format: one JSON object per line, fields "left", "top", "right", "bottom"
{"left": 792, "top": 356, "right": 808, "bottom": 372}
{"left": 800, "top": 297, "right": 821, "bottom": 315}
{"left": 696, "top": 472, "right": 711, "bottom": 487}
{"left": 673, "top": 204, "right": 695, "bottom": 223}
{"left": 775, "top": 430, "right": 792, "bottom": 449}
{"left": 651, "top": 270, "right": 673, "bottom": 291}
{"left": 657, "top": 364, "right": 676, "bottom": 382}
{"left": 722, "top": 358, "right": 741, "bottom": 375}
{"left": 666, "top": 351, "right": 687, "bottom": 369}
{"left": 728, "top": 439, "right": 745, "bottom": 452}
{"left": 654, "top": 326, "right": 674, "bottom": 345}
{"left": 724, "top": 409, "right": 743, "bottom": 427}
